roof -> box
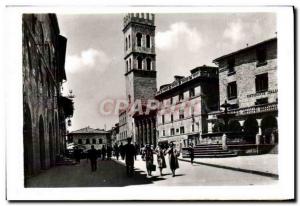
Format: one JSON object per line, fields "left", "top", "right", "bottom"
{"left": 70, "top": 126, "right": 109, "bottom": 134}
{"left": 213, "top": 37, "right": 277, "bottom": 63}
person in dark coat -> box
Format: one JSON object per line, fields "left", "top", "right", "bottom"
{"left": 107, "top": 145, "right": 112, "bottom": 160}
{"left": 188, "top": 143, "right": 194, "bottom": 164}
{"left": 114, "top": 144, "right": 120, "bottom": 160}
{"left": 73, "top": 146, "right": 81, "bottom": 163}
{"left": 145, "top": 144, "right": 154, "bottom": 176}
{"left": 87, "top": 145, "right": 98, "bottom": 172}
{"left": 166, "top": 142, "right": 180, "bottom": 177}
{"left": 124, "top": 138, "right": 136, "bottom": 177}
{"left": 101, "top": 145, "right": 106, "bottom": 160}
{"left": 120, "top": 142, "right": 125, "bottom": 160}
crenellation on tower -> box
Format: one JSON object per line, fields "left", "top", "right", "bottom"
{"left": 123, "top": 13, "right": 155, "bottom": 29}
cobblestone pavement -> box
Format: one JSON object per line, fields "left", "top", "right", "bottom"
{"left": 26, "top": 155, "right": 278, "bottom": 187}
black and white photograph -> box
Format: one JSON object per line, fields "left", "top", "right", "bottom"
{"left": 4, "top": 3, "right": 295, "bottom": 201}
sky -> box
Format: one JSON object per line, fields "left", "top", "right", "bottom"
{"left": 57, "top": 13, "right": 276, "bottom": 132}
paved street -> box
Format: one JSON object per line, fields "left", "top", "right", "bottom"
{"left": 26, "top": 155, "right": 277, "bottom": 187}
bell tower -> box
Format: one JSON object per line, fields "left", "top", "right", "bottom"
{"left": 123, "top": 13, "right": 157, "bottom": 104}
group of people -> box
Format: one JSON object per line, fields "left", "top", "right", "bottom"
{"left": 112, "top": 142, "right": 140, "bottom": 161}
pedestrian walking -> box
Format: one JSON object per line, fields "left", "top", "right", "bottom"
{"left": 120, "top": 142, "right": 125, "bottom": 160}
{"left": 73, "top": 146, "right": 81, "bottom": 163}
{"left": 166, "top": 142, "right": 180, "bottom": 177}
{"left": 87, "top": 145, "right": 98, "bottom": 172}
{"left": 145, "top": 144, "right": 154, "bottom": 176}
{"left": 188, "top": 143, "right": 194, "bottom": 164}
{"left": 155, "top": 144, "right": 166, "bottom": 176}
{"left": 107, "top": 145, "right": 112, "bottom": 160}
{"left": 101, "top": 145, "right": 106, "bottom": 160}
{"left": 114, "top": 144, "right": 120, "bottom": 160}
{"left": 124, "top": 138, "right": 136, "bottom": 177}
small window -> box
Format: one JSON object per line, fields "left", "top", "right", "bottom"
{"left": 179, "top": 92, "right": 184, "bottom": 101}
{"left": 129, "top": 58, "right": 131, "bottom": 70}
{"left": 162, "top": 115, "right": 165, "bottom": 124}
{"left": 146, "top": 58, "right": 151, "bottom": 70}
{"left": 255, "top": 98, "right": 268, "bottom": 105}
{"left": 176, "top": 128, "right": 179, "bottom": 133}
{"left": 128, "top": 35, "right": 131, "bottom": 48}
{"left": 146, "top": 35, "right": 151, "bottom": 48}
{"left": 189, "top": 88, "right": 195, "bottom": 98}
{"left": 125, "top": 37, "right": 128, "bottom": 50}
{"left": 179, "top": 109, "right": 184, "bottom": 119}
{"left": 136, "top": 33, "right": 142, "bottom": 47}
{"left": 227, "top": 58, "right": 235, "bottom": 75}
{"left": 163, "top": 130, "right": 165, "bottom": 136}
{"left": 99, "top": 139, "right": 103, "bottom": 144}
{"left": 86, "top": 139, "right": 90, "bottom": 144}
{"left": 255, "top": 73, "right": 268, "bottom": 92}
{"left": 192, "top": 124, "right": 195, "bottom": 132}
{"left": 137, "top": 57, "right": 143, "bottom": 69}
{"left": 126, "top": 61, "right": 128, "bottom": 72}
{"left": 78, "top": 139, "right": 82, "bottom": 144}
{"left": 92, "top": 139, "right": 96, "bottom": 144}
{"left": 227, "top": 81, "right": 237, "bottom": 100}
{"left": 256, "top": 47, "right": 267, "bottom": 66}
{"left": 180, "top": 126, "right": 185, "bottom": 134}
{"left": 170, "top": 128, "right": 175, "bottom": 135}
{"left": 170, "top": 97, "right": 173, "bottom": 105}
{"left": 171, "top": 114, "right": 174, "bottom": 122}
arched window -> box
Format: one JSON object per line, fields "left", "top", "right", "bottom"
{"left": 146, "top": 35, "right": 151, "bottom": 48}
{"left": 128, "top": 35, "right": 131, "bottom": 48}
{"left": 146, "top": 58, "right": 151, "bottom": 70}
{"left": 125, "top": 37, "right": 128, "bottom": 50}
{"left": 99, "top": 139, "right": 103, "bottom": 144}
{"left": 129, "top": 58, "right": 131, "bottom": 70}
{"left": 136, "top": 33, "right": 142, "bottom": 47}
{"left": 137, "top": 57, "right": 143, "bottom": 69}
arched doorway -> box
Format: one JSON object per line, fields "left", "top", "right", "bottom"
{"left": 23, "top": 103, "right": 33, "bottom": 178}
{"left": 228, "top": 120, "right": 242, "bottom": 132}
{"left": 49, "top": 122, "right": 54, "bottom": 167}
{"left": 39, "top": 116, "right": 46, "bottom": 170}
{"left": 243, "top": 116, "right": 258, "bottom": 143}
{"left": 261, "top": 115, "right": 278, "bottom": 144}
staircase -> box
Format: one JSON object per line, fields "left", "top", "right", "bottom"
{"left": 182, "top": 144, "right": 237, "bottom": 158}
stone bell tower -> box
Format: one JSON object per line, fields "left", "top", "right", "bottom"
{"left": 121, "top": 13, "right": 157, "bottom": 147}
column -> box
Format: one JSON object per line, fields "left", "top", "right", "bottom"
{"left": 146, "top": 119, "right": 150, "bottom": 145}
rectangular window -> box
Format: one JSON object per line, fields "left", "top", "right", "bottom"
{"left": 163, "top": 130, "right": 165, "bottom": 136}
{"left": 255, "top": 73, "right": 268, "bottom": 92}
{"left": 179, "top": 92, "right": 184, "bottom": 101}
{"left": 227, "top": 58, "right": 235, "bottom": 75}
{"left": 256, "top": 47, "right": 267, "bottom": 66}
{"left": 170, "top": 97, "right": 173, "bottom": 105}
{"left": 176, "top": 128, "right": 179, "bottom": 133}
{"left": 99, "top": 139, "right": 103, "bottom": 144}
{"left": 227, "top": 81, "right": 237, "bottom": 100}
{"left": 171, "top": 114, "right": 174, "bottom": 122}
{"left": 92, "top": 139, "right": 96, "bottom": 144}
{"left": 180, "top": 126, "right": 185, "bottom": 134}
{"left": 255, "top": 98, "right": 268, "bottom": 105}
{"left": 179, "top": 109, "right": 184, "bottom": 119}
{"left": 78, "top": 139, "right": 82, "bottom": 144}
{"left": 86, "top": 139, "right": 90, "bottom": 144}
{"left": 162, "top": 115, "right": 165, "bottom": 124}
{"left": 170, "top": 128, "right": 175, "bottom": 135}
{"left": 192, "top": 124, "right": 195, "bottom": 132}
{"left": 189, "top": 88, "right": 195, "bottom": 98}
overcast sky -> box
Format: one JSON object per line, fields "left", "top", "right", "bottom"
{"left": 57, "top": 13, "right": 276, "bottom": 131}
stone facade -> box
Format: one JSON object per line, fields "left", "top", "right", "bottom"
{"left": 23, "top": 14, "right": 73, "bottom": 181}
{"left": 155, "top": 66, "right": 219, "bottom": 149}
{"left": 207, "top": 38, "right": 278, "bottom": 146}
{"left": 68, "top": 127, "right": 110, "bottom": 151}
{"left": 118, "top": 13, "right": 157, "bottom": 147}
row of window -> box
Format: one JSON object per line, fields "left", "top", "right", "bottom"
{"left": 160, "top": 125, "right": 196, "bottom": 137}
{"left": 126, "top": 57, "right": 152, "bottom": 72}
{"left": 120, "top": 130, "right": 128, "bottom": 139}
{"left": 160, "top": 87, "right": 196, "bottom": 106}
{"left": 125, "top": 33, "right": 151, "bottom": 50}
{"left": 227, "top": 47, "right": 267, "bottom": 74}
{"left": 227, "top": 73, "right": 269, "bottom": 100}
{"left": 77, "top": 138, "right": 103, "bottom": 144}
{"left": 161, "top": 107, "right": 195, "bottom": 124}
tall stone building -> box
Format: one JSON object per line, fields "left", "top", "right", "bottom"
{"left": 118, "top": 13, "right": 157, "bottom": 147}
{"left": 206, "top": 38, "right": 278, "bottom": 148}
{"left": 23, "top": 14, "right": 74, "bottom": 183}
{"left": 155, "top": 66, "right": 219, "bottom": 148}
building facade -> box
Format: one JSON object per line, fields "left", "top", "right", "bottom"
{"left": 118, "top": 13, "right": 157, "bottom": 147}
{"left": 206, "top": 38, "right": 278, "bottom": 146}
{"left": 23, "top": 14, "right": 73, "bottom": 181}
{"left": 68, "top": 126, "right": 110, "bottom": 151}
{"left": 155, "top": 66, "right": 219, "bottom": 148}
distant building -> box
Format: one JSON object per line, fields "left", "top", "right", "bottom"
{"left": 207, "top": 38, "right": 278, "bottom": 147}
{"left": 155, "top": 65, "right": 219, "bottom": 148}
{"left": 23, "top": 14, "right": 73, "bottom": 181}
{"left": 68, "top": 126, "right": 110, "bottom": 151}
{"left": 118, "top": 13, "right": 157, "bottom": 147}
{"left": 110, "top": 123, "right": 120, "bottom": 145}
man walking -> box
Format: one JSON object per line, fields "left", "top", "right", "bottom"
{"left": 124, "top": 137, "right": 136, "bottom": 177}
{"left": 88, "top": 145, "right": 98, "bottom": 172}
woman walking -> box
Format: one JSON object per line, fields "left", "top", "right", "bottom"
{"left": 155, "top": 144, "right": 166, "bottom": 176}
{"left": 145, "top": 144, "right": 154, "bottom": 176}
{"left": 166, "top": 142, "right": 180, "bottom": 177}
